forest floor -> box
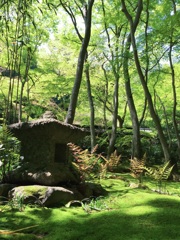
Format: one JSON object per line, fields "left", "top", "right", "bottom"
{"left": 0, "top": 174, "right": 180, "bottom": 240}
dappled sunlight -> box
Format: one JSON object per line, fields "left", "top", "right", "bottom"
{"left": 121, "top": 205, "right": 157, "bottom": 216}
{"left": 1, "top": 177, "right": 180, "bottom": 240}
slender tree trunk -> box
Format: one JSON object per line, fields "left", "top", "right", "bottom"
{"left": 155, "top": 91, "right": 171, "bottom": 146}
{"left": 122, "top": 0, "right": 170, "bottom": 161}
{"left": 18, "top": 81, "right": 25, "bottom": 123}
{"left": 101, "top": 62, "right": 109, "bottom": 129}
{"left": 84, "top": 61, "right": 96, "bottom": 151}
{"left": 169, "top": 40, "right": 180, "bottom": 164}
{"left": 139, "top": 0, "right": 149, "bottom": 126}
{"left": 107, "top": 73, "right": 119, "bottom": 158}
{"left": 123, "top": 33, "right": 141, "bottom": 159}
{"left": 65, "top": 0, "right": 94, "bottom": 124}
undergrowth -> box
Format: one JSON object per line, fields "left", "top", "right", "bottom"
{"left": 0, "top": 124, "right": 21, "bottom": 182}
{"left": 68, "top": 143, "right": 121, "bottom": 181}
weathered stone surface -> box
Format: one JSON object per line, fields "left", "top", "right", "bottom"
{"left": 7, "top": 163, "right": 81, "bottom": 186}
{"left": 41, "top": 187, "right": 74, "bottom": 207}
{"left": 8, "top": 119, "right": 88, "bottom": 149}
{"left": 7, "top": 119, "right": 88, "bottom": 185}
{"left": 9, "top": 185, "right": 76, "bottom": 207}
{"left": 0, "top": 183, "right": 17, "bottom": 198}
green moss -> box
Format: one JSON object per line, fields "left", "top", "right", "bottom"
{"left": 17, "top": 185, "right": 48, "bottom": 197}
{"left": 1, "top": 175, "right": 180, "bottom": 240}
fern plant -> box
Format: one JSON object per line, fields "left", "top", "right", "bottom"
{"left": 107, "top": 150, "right": 121, "bottom": 172}
{"left": 129, "top": 154, "right": 146, "bottom": 184}
{"left": 0, "top": 124, "right": 21, "bottom": 182}
{"left": 144, "top": 161, "right": 174, "bottom": 193}
{"left": 67, "top": 143, "right": 101, "bottom": 182}
{"left": 68, "top": 143, "right": 123, "bottom": 180}
{"left": 100, "top": 150, "right": 121, "bottom": 177}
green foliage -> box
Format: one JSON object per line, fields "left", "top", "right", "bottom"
{"left": 115, "top": 129, "right": 133, "bottom": 148}
{"left": 115, "top": 133, "right": 132, "bottom": 158}
{"left": 0, "top": 0, "right": 179, "bottom": 163}
{"left": 7, "top": 194, "right": 25, "bottom": 212}
{"left": 140, "top": 130, "right": 163, "bottom": 165}
{"left": 24, "top": 103, "right": 45, "bottom": 120}
{"left": 0, "top": 93, "right": 6, "bottom": 123}
{"left": 0, "top": 125, "right": 21, "bottom": 182}
{"left": 96, "top": 131, "right": 109, "bottom": 153}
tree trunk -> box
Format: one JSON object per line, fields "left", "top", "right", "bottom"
{"left": 107, "top": 73, "right": 119, "bottom": 158}
{"left": 84, "top": 61, "right": 96, "bottom": 151}
{"left": 169, "top": 39, "right": 180, "bottom": 165}
{"left": 65, "top": 0, "right": 94, "bottom": 124}
{"left": 123, "top": 33, "right": 142, "bottom": 159}
{"left": 101, "top": 62, "right": 109, "bottom": 129}
{"left": 122, "top": 0, "right": 170, "bottom": 161}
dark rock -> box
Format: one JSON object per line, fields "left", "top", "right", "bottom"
{"left": 41, "top": 186, "right": 74, "bottom": 207}
{"left": 6, "top": 163, "right": 81, "bottom": 186}
{"left": 0, "top": 183, "right": 17, "bottom": 198}
{"left": 77, "top": 182, "right": 108, "bottom": 198}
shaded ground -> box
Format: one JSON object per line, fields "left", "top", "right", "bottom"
{"left": 0, "top": 177, "right": 180, "bottom": 240}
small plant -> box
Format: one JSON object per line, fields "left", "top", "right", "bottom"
{"left": 129, "top": 154, "right": 146, "bottom": 184}
{"left": 0, "top": 194, "right": 25, "bottom": 212}
{"left": 8, "top": 194, "right": 25, "bottom": 211}
{"left": 66, "top": 196, "right": 109, "bottom": 213}
{"left": 144, "top": 161, "right": 174, "bottom": 193}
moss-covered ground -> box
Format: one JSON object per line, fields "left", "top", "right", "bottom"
{"left": 0, "top": 174, "right": 180, "bottom": 240}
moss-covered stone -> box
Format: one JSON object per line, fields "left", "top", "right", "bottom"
{"left": 9, "top": 185, "right": 75, "bottom": 207}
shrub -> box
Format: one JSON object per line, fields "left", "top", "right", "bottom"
{"left": 0, "top": 124, "right": 21, "bottom": 182}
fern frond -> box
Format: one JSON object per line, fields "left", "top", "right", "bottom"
{"left": 143, "top": 166, "right": 155, "bottom": 176}
{"left": 91, "top": 144, "right": 98, "bottom": 154}
{"left": 106, "top": 150, "right": 121, "bottom": 172}
{"left": 67, "top": 143, "right": 83, "bottom": 154}
{"left": 68, "top": 143, "right": 102, "bottom": 182}
{"left": 129, "top": 155, "right": 146, "bottom": 183}
{"left": 144, "top": 161, "right": 174, "bottom": 181}
{"left": 100, "top": 155, "right": 108, "bottom": 163}
{"left": 161, "top": 164, "right": 174, "bottom": 180}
